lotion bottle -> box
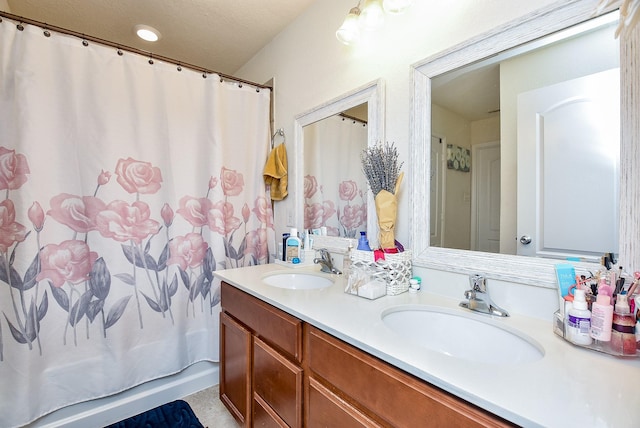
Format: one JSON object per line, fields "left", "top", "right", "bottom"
{"left": 285, "top": 228, "right": 301, "bottom": 262}
{"left": 567, "top": 289, "right": 592, "bottom": 346}
{"left": 590, "top": 294, "right": 613, "bottom": 342}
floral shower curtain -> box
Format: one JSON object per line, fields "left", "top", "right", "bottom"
{"left": 303, "top": 115, "right": 368, "bottom": 238}
{"left": 0, "top": 17, "right": 273, "bottom": 428}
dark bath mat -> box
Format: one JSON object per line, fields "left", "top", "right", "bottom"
{"left": 105, "top": 399, "right": 204, "bottom": 428}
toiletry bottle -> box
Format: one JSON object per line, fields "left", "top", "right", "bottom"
{"left": 590, "top": 294, "right": 613, "bottom": 342}
{"left": 635, "top": 295, "right": 640, "bottom": 351}
{"left": 567, "top": 289, "right": 592, "bottom": 346}
{"left": 611, "top": 293, "right": 636, "bottom": 355}
{"left": 357, "top": 231, "right": 372, "bottom": 251}
{"left": 285, "top": 228, "right": 302, "bottom": 262}
{"left": 563, "top": 294, "right": 574, "bottom": 338}
{"left": 281, "top": 233, "right": 290, "bottom": 261}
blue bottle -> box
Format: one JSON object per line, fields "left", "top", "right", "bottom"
{"left": 357, "top": 231, "right": 372, "bottom": 251}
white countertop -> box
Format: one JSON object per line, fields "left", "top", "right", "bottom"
{"left": 214, "top": 263, "right": 640, "bottom": 428}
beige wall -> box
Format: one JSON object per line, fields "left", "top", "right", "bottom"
{"left": 235, "top": 0, "right": 558, "bottom": 245}
{"left": 432, "top": 103, "right": 471, "bottom": 249}
{"left": 0, "top": 0, "right": 10, "bottom": 11}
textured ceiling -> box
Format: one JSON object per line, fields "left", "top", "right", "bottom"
{"left": 4, "top": 0, "right": 316, "bottom": 76}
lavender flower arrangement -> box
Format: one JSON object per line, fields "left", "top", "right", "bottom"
{"left": 361, "top": 142, "right": 404, "bottom": 196}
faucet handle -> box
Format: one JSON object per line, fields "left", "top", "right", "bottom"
{"left": 469, "top": 274, "right": 486, "bottom": 293}
{"left": 317, "top": 248, "right": 330, "bottom": 260}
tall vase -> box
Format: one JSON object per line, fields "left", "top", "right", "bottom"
{"left": 374, "top": 189, "right": 397, "bottom": 249}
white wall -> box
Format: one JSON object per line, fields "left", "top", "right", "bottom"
{"left": 235, "top": 0, "right": 559, "bottom": 246}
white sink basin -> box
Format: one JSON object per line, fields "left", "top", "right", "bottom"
{"left": 263, "top": 272, "right": 333, "bottom": 290}
{"left": 381, "top": 306, "right": 544, "bottom": 364}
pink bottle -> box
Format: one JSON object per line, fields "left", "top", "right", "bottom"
{"left": 590, "top": 294, "right": 613, "bottom": 342}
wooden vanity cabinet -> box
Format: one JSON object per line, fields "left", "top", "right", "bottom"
{"left": 220, "top": 281, "right": 303, "bottom": 427}
{"left": 221, "top": 281, "right": 514, "bottom": 428}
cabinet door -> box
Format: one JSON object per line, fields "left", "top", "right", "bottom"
{"left": 306, "top": 376, "right": 383, "bottom": 428}
{"left": 220, "top": 312, "right": 252, "bottom": 427}
{"left": 253, "top": 336, "right": 303, "bottom": 428}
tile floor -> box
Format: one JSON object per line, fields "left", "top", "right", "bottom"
{"left": 183, "top": 384, "right": 240, "bottom": 428}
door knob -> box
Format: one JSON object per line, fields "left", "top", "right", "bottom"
{"left": 519, "top": 235, "right": 532, "bottom": 245}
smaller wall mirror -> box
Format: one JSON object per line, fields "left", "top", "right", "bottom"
{"left": 303, "top": 104, "right": 368, "bottom": 238}
{"left": 294, "top": 80, "right": 385, "bottom": 245}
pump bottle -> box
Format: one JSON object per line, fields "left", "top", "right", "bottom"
{"left": 611, "top": 293, "right": 636, "bottom": 355}
{"left": 567, "top": 289, "right": 592, "bottom": 346}
{"left": 357, "top": 231, "right": 372, "bottom": 251}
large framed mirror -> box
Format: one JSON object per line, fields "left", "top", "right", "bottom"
{"left": 294, "top": 80, "right": 385, "bottom": 248}
{"left": 410, "top": 0, "right": 638, "bottom": 287}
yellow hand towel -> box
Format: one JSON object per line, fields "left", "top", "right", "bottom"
{"left": 263, "top": 143, "right": 288, "bottom": 201}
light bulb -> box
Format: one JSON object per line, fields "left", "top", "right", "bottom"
{"left": 360, "top": 0, "right": 385, "bottom": 30}
{"left": 336, "top": 7, "right": 361, "bottom": 45}
{"left": 134, "top": 25, "right": 161, "bottom": 42}
{"left": 382, "top": 0, "right": 414, "bottom": 14}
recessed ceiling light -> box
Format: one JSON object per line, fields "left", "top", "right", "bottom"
{"left": 134, "top": 25, "right": 160, "bottom": 42}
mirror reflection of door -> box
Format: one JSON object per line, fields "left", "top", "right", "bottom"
{"left": 517, "top": 68, "right": 620, "bottom": 259}
{"left": 303, "top": 104, "right": 368, "bottom": 238}
{"left": 471, "top": 141, "right": 500, "bottom": 252}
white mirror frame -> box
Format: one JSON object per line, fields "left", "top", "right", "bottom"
{"left": 410, "top": 0, "right": 638, "bottom": 287}
{"left": 293, "top": 79, "right": 385, "bottom": 250}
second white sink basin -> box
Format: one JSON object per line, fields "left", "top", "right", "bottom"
{"left": 263, "top": 272, "right": 333, "bottom": 290}
{"left": 381, "top": 306, "right": 544, "bottom": 364}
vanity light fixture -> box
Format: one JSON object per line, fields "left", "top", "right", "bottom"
{"left": 360, "top": 0, "right": 385, "bottom": 31}
{"left": 336, "top": 6, "right": 362, "bottom": 45}
{"left": 336, "top": 0, "right": 413, "bottom": 45}
{"left": 134, "top": 24, "right": 161, "bottom": 42}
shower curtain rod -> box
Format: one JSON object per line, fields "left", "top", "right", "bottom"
{"left": 0, "top": 11, "right": 272, "bottom": 91}
{"left": 339, "top": 112, "right": 367, "bottom": 125}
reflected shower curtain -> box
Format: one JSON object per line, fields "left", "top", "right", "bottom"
{"left": 0, "top": 18, "right": 273, "bottom": 427}
{"left": 304, "top": 115, "right": 368, "bottom": 238}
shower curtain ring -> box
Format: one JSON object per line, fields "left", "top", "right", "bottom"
{"left": 148, "top": 54, "right": 154, "bottom": 65}
{"left": 43, "top": 28, "right": 51, "bottom": 37}
{"left": 17, "top": 22, "right": 24, "bottom": 31}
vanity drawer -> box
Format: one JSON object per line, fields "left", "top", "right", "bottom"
{"left": 306, "top": 376, "right": 383, "bottom": 428}
{"left": 306, "top": 326, "right": 513, "bottom": 428}
{"left": 222, "top": 281, "right": 302, "bottom": 362}
{"left": 253, "top": 336, "right": 303, "bottom": 428}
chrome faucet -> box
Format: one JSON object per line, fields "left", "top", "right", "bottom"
{"left": 314, "top": 248, "right": 342, "bottom": 275}
{"left": 459, "top": 274, "right": 509, "bottom": 317}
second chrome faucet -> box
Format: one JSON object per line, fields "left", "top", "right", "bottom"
{"left": 459, "top": 274, "right": 509, "bottom": 317}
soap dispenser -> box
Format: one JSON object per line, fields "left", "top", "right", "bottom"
{"left": 567, "top": 288, "right": 592, "bottom": 346}
{"left": 612, "top": 293, "right": 636, "bottom": 355}
{"left": 357, "top": 231, "right": 372, "bottom": 251}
